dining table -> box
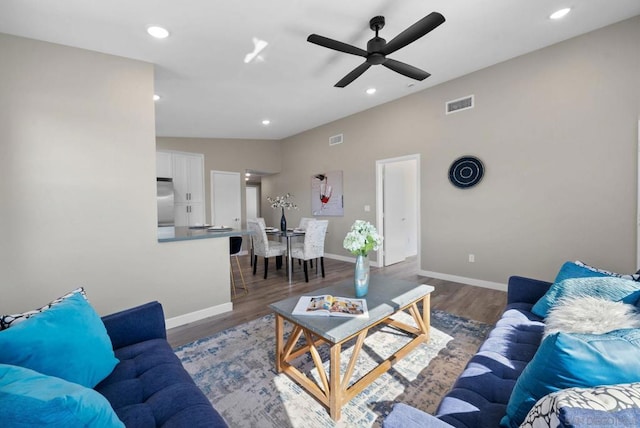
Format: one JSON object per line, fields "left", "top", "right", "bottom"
{"left": 266, "top": 228, "right": 305, "bottom": 284}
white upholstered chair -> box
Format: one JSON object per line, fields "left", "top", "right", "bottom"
{"left": 290, "top": 220, "right": 328, "bottom": 282}
{"left": 247, "top": 219, "right": 287, "bottom": 279}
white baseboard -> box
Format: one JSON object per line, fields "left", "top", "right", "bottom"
{"left": 419, "top": 270, "right": 507, "bottom": 292}
{"left": 165, "top": 302, "right": 233, "bottom": 329}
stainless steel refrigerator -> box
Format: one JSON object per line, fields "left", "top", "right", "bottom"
{"left": 157, "top": 177, "right": 175, "bottom": 227}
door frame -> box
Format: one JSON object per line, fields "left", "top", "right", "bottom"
{"left": 376, "top": 154, "right": 421, "bottom": 268}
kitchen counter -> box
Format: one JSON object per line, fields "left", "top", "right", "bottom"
{"left": 158, "top": 226, "right": 252, "bottom": 243}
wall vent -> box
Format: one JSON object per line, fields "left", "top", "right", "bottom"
{"left": 446, "top": 95, "right": 474, "bottom": 115}
{"left": 329, "top": 134, "right": 343, "bottom": 146}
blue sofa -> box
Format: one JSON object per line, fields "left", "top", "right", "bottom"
{"left": 96, "top": 301, "right": 227, "bottom": 427}
{"left": 384, "top": 276, "right": 551, "bottom": 428}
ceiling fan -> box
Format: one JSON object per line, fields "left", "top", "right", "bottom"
{"left": 307, "top": 12, "right": 445, "bottom": 88}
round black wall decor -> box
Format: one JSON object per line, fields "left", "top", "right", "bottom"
{"left": 448, "top": 156, "right": 484, "bottom": 188}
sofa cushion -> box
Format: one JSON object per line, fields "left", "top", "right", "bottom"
{"left": 0, "top": 292, "right": 118, "bottom": 388}
{"left": 96, "top": 338, "right": 227, "bottom": 427}
{"left": 531, "top": 276, "right": 640, "bottom": 318}
{"left": 502, "top": 329, "right": 640, "bottom": 427}
{"left": 0, "top": 363, "right": 124, "bottom": 427}
{"left": 521, "top": 382, "right": 640, "bottom": 428}
{"left": 433, "top": 303, "right": 545, "bottom": 428}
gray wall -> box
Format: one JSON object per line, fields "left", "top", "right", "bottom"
{"left": 269, "top": 16, "right": 640, "bottom": 285}
{"left": 0, "top": 34, "right": 230, "bottom": 317}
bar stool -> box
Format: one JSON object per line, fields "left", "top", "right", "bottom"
{"left": 230, "top": 236, "right": 248, "bottom": 298}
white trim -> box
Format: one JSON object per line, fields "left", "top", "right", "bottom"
{"left": 165, "top": 302, "right": 233, "bottom": 329}
{"left": 419, "top": 269, "right": 507, "bottom": 292}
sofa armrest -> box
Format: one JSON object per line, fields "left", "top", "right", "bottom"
{"left": 383, "top": 404, "right": 454, "bottom": 428}
{"left": 507, "top": 276, "right": 552, "bottom": 305}
{"left": 101, "top": 301, "right": 167, "bottom": 350}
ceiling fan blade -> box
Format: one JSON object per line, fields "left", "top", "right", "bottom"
{"left": 380, "top": 12, "right": 445, "bottom": 56}
{"left": 335, "top": 62, "right": 371, "bottom": 87}
{"left": 383, "top": 58, "right": 430, "bottom": 81}
{"left": 307, "top": 34, "right": 368, "bottom": 57}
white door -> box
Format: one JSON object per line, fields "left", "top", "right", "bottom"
{"left": 211, "top": 171, "right": 242, "bottom": 229}
{"left": 383, "top": 162, "right": 408, "bottom": 266}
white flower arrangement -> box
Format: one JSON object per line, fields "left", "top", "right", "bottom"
{"left": 266, "top": 193, "right": 298, "bottom": 210}
{"left": 343, "top": 220, "right": 383, "bottom": 256}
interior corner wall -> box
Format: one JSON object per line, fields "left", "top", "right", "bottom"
{"left": 275, "top": 16, "right": 640, "bottom": 284}
{"left": 0, "top": 33, "right": 229, "bottom": 318}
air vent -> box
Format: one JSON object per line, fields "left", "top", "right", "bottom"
{"left": 329, "top": 134, "right": 343, "bottom": 146}
{"left": 446, "top": 95, "right": 474, "bottom": 115}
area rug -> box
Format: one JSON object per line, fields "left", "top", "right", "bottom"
{"left": 175, "top": 310, "right": 491, "bottom": 428}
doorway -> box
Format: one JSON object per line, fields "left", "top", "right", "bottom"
{"left": 376, "top": 155, "right": 420, "bottom": 267}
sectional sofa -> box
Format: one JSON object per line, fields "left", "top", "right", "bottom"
{"left": 384, "top": 262, "right": 640, "bottom": 427}
{"left": 0, "top": 290, "right": 227, "bottom": 427}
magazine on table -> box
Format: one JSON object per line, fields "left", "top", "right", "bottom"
{"left": 292, "top": 295, "right": 368, "bottom": 318}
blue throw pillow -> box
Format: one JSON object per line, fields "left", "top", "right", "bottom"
{"left": 0, "top": 364, "right": 124, "bottom": 427}
{"left": 554, "top": 261, "right": 610, "bottom": 283}
{"left": 0, "top": 293, "right": 118, "bottom": 388}
{"left": 531, "top": 276, "right": 640, "bottom": 318}
{"left": 501, "top": 329, "right": 640, "bottom": 428}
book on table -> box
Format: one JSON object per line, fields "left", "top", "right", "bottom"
{"left": 292, "top": 295, "right": 368, "bottom": 318}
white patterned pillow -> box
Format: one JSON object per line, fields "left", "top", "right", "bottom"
{"left": 0, "top": 287, "right": 87, "bottom": 330}
{"left": 521, "top": 383, "right": 640, "bottom": 428}
{"left": 544, "top": 296, "right": 640, "bottom": 338}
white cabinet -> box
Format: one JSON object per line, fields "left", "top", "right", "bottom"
{"left": 172, "top": 154, "right": 204, "bottom": 205}
{"left": 156, "top": 151, "right": 205, "bottom": 227}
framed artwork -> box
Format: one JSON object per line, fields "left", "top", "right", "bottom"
{"left": 312, "top": 171, "right": 343, "bottom": 216}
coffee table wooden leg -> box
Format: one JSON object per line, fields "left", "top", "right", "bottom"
{"left": 275, "top": 314, "right": 284, "bottom": 373}
{"left": 423, "top": 294, "right": 431, "bottom": 341}
{"left": 329, "top": 342, "right": 341, "bottom": 421}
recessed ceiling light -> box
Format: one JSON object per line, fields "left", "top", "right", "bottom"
{"left": 153, "top": 94, "right": 161, "bottom": 101}
{"left": 262, "top": 119, "right": 271, "bottom": 125}
{"left": 147, "top": 26, "right": 170, "bottom": 39}
{"left": 366, "top": 88, "right": 377, "bottom": 95}
{"left": 550, "top": 8, "right": 571, "bottom": 20}
{"left": 245, "top": 172, "right": 251, "bottom": 177}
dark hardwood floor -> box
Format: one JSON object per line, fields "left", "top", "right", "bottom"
{"left": 167, "top": 255, "right": 507, "bottom": 347}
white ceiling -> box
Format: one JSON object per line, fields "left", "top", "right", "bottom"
{"left": 1, "top": 1, "right": 638, "bottom": 140}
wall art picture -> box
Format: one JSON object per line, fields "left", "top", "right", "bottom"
{"left": 312, "top": 171, "right": 343, "bottom": 216}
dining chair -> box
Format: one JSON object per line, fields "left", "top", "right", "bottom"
{"left": 247, "top": 219, "right": 287, "bottom": 279}
{"left": 296, "top": 217, "right": 314, "bottom": 266}
{"left": 290, "top": 220, "right": 328, "bottom": 282}
{"left": 249, "top": 217, "right": 268, "bottom": 267}
{"left": 229, "top": 236, "right": 247, "bottom": 298}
